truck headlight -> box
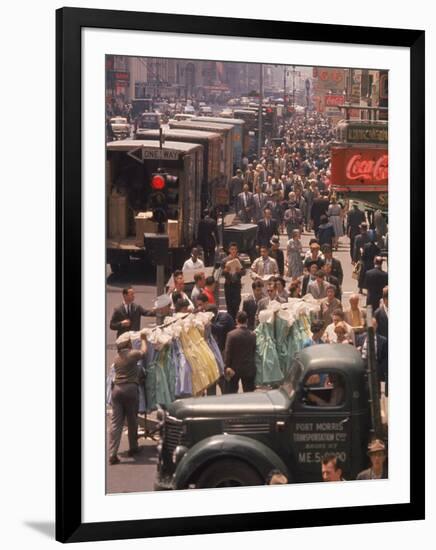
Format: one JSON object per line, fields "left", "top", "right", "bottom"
{"left": 172, "top": 445, "right": 188, "bottom": 465}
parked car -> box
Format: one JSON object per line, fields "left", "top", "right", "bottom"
{"left": 110, "top": 116, "right": 130, "bottom": 139}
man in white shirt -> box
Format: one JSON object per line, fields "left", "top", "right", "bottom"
{"left": 251, "top": 245, "right": 279, "bottom": 280}
{"left": 323, "top": 309, "right": 355, "bottom": 345}
{"left": 190, "top": 272, "right": 206, "bottom": 304}
{"left": 182, "top": 248, "right": 205, "bottom": 271}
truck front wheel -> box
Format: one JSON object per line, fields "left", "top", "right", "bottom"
{"left": 195, "top": 458, "right": 263, "bottom": 488}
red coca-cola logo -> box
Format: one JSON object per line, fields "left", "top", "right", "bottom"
{"left": 345, "top": 154, "right": 388, "bottom": 181}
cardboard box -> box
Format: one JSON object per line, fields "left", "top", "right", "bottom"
{"left": 108, "top": 194, "right": 128, "bottom": 238}
{"left": 135, "top": 212, "right": 157, "bottom": 247}
{"left": 135, "top": 214, "right": 179, "bottom": 248}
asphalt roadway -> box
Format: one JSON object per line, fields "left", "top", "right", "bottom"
{"left": 105, "top": 229, "right": 363, "bottom": 494}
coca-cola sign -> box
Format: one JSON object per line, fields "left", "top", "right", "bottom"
{"left": 331, "top": 147, "right": 388, "bottom": 191}
{"left": 325, "top": 94, "right": 345, "bottom": 107}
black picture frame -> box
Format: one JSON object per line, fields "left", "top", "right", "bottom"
{"left": 56, "top": 7, "right": 425, "bottom": 543}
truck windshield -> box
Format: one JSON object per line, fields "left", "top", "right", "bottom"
{"left": 281, "top": 359, "right": 303, "bottom": 398}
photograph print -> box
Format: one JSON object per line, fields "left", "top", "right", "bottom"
{"left": 105, "top": 55, "right": 389, "bottom": 493}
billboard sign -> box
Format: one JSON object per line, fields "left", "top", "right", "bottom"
{"left": 330, "top": 147, "right": 388, "bottom": 191}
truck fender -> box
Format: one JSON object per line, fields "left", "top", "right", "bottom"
{"left": 173, "top": 433, "right": 290, "bottom": 489}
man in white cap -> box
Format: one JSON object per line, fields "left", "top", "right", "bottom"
{"left": 109, "top": 331, "right": 147, "bottom": 465}
{"left": 154, "top": 293, "right": 173, "bottom": 325}
{"left": 356, "top": 439, "right": 387, "bottom": 480}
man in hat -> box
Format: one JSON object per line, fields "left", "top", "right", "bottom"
{"left": 110, "top": 287, "right": 155, "bottom": 338}
{"left": 356, "top": 440, "right": 387, "bottom": 480}
{"left": 347, "top": 203, "right": 366, "bottom": 261}
{"left": 154, "top": 293, "right": 173, "bottom": 322}
{"left": 109, "top": 331, "right": 147, "bottom": 465}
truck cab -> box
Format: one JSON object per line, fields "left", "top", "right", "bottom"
{"left": 155, "top": 344, "right": 371, "bottom": 489}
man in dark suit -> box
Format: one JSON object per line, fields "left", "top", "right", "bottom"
{"left": 363, "top": 257, "right": 388, "bottom": 312}
{"left": 109, "top": 287, "right": 156, "bottom": 337}
{"left": 374, "top": 286, "right": 389, "bottom": 339}
{"left": 359, "top": 234, "right": 381, "bottom": 293}
{"left": 352, "top": 223, "right": 371, "bottom": 292}
{"left": 256, "top": 206, "right": 279, "bottom": 248}
{"left": 347, "top": 204, "right": 366, "bottom": 260}
{"left": 252, "top": 185, "right": 268, "bottom": 223}
{"left": 197, "top": 209, "right": 219, "bottom": 267}
{"left": 221, "top": 242, "right": 245, "bottom": 321}
{"left": 224, "top": 311, "right": 257, "bottom": 393}
{"left": 310, "top": 190, "right": 329, "bottom": 236}
{"left": 321, "top": 244, "right": 343, "bottom": 285}
{"left": 236, "top": 184, "right": 254, "bottom": 223}
{"left": 301, "top": 263, "right": 319, "bottom": 296}
{"left": 204, "top": 303, "right": 235, "bottom": 396}
{"left": 352, "top": 223, "right": 370, "bottom": 263}
{"left": 242, "top": 280, "right": 265, "bottom": 330}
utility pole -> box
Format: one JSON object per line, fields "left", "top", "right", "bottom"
{"left": 257, "top": 63, "right": 263, "bottom": 160}
{"left": 366, "top": 306, "right": 383, "bottom": 440}
{"left": 283, "top": 65, "right": 287, "bottom": 105}
{"left": 292, "top": 65, "right": 296, "bottom": 109}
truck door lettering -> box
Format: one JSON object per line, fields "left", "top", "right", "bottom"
{"left": 298, "top": 451, "right": 347, "bottom": 464}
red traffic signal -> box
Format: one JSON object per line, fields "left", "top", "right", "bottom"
{"left": 151, "top": 174, "right": 166, "bottom": 190}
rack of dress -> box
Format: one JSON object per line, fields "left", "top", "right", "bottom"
{"left": 122, "top": 312, "right": 223, "bottom": 412}
{"left": 255, "top": 295, "right": 320, "bottom": 387}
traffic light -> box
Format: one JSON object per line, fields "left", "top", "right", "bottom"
{"left": 149, "top": 171, "right": 179, "bottom": 231}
